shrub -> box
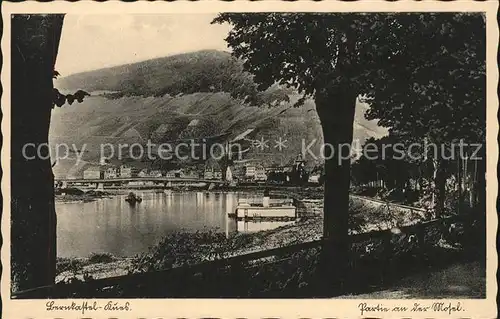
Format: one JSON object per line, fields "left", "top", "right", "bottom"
{"left": 128, "top": 228, "right": 250, "bottom": 274}
{"left": 88, "top": 252, "right": 114, "bottom": 264}
{"left": 55, "top": 257, "right": 86, "bottom": 276}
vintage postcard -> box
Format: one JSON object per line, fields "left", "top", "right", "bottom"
{"left": 1, "top": 1, "right": 498, "bottom": 318}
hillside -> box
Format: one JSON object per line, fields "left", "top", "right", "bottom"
{"left": 57, "top": 50, "right": 263, "bottom": 101}
{"left": 51, "top": 50, "right": 387, "bottom": 178}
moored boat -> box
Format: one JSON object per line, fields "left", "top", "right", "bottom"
{"left": 233, "top": 198, "right": 296, "bottom": 220}
{"left": 125, "top": 192, "right": 142, "bottom": 204}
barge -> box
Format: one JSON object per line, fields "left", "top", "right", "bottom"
{"left": 231, "top": 198, "right": 297, "bottom": 220}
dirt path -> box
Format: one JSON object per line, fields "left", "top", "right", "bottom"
{"left": 339, "top": 261, "right": 485, "bottom": 299}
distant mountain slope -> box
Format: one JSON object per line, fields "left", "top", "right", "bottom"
{"left": 57, "top": 50, "right": 260, "bottom": 99}
{"left": 51, "top": 50, "right": 387, "bottom": 178}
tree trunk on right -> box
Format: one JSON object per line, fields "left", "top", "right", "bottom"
{"left": 457, "top": 156, "right": 462, "bottom": 214}
{"left": 315, "top": 84, "right": 357, "bottom": 295}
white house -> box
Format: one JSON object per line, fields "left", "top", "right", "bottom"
{"left": 308, "top": 174, "right": 320, "bottom": 184}
{"left": 166, "top": 170, "right": 176, "bottom": 178}
{"left": 254, "top": 166, "right": 267, "bottom": 181}
{"left": 83, "top": 166, "right": 104, "bottom": 179}
{"left": 120, "top": 165, "right": 137, "bottom": 178}
{"left": 138, "top": 169, "right": 149, "bottom": 178}
{"left": 245, "top": 165, "right": 256, "bottom": 178}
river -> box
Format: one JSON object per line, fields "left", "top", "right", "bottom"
{"left": 56, "top": 191, "right": 294, "bottom": 258}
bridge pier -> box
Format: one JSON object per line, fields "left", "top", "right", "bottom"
{"left": 96, "top": 183, "right": 104, "bottom": 191}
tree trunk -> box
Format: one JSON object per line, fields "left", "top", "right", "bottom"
{"left": 473, "top": 145, "right": 486, "bottom": 212}
{"left": 433, "top": 158, "right": 447, "bottom": 218}
{"left": 457, "top": 156, "right": 462, "bottom": 214}
{"left": 11, "top": 14, "right": 64, "bottom": 293}
{"left": 475, "top": 156, "right": 486, "bottom": 214}
{"left": 463, "top": 155, "right": 468, "bottom": 205}
{"left": 220, "top": 161, "right": 228, "bottom": 181}
{"left": 315, "top": 84, "right": 357, "bottom": 295}
{"left": 470, "top": 158, "right": 478, "bottom": 207}
{"left": 417, "top": 166, "right": 424, "bottom": 192}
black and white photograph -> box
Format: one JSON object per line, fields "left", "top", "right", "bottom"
{"left": 2, "top": 1, "right": 497, "bottom": 318}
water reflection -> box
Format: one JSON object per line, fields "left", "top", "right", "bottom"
{"left": 56, "top": 191, "right": 293, "bottom": 258}
{"left": 237, "top": 220, "right": 295, "bottom": 232}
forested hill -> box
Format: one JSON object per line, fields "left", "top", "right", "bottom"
{"left": 57, "top": 50, "right": 270, "bottom": 101}
{"left": 51, "top": 50, "right": 387, "bottom": 178}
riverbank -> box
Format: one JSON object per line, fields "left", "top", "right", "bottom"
{"left": 55, "top": 189, "right": 111, "bottom": 203}
{"left": 55, "top": 192, "right": 429, "bottom": 282}
{"left": 55, "top": 210, "right": 485, "bottom": 298}
{"left": 55, "top": 217, "right": 323, "bottom": 282}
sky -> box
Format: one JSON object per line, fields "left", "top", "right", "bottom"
{"left": 55, "top": 14, "right": 231, "bottom": 76}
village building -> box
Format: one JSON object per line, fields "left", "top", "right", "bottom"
{"left": 138, "top": 169, "right": 149, "bottom": 178}
{"left": 204, "top": 169, "right": 214, "bottom": 180}
{"left": 254, "top": 166, "right": 267, "bottom": 182}
{"left": 225, "top": 166, "right": 233, "bottom": 182}
{"left": 203, "top": 158, "right": 222, "bottom": 180}
{"left": 137, "top": 168, "right": 162, "bottom": 178}
{"left": 150, "top": 170, "right": 163, "bottom": 177}
{"left": 266, "top": 166, "right": 285, "bottom": 174}
{"left": 119, "top": 165, "right": 138, "bottom": 178}
{"left": 213, "top": 169, "right": 222, "bottom": 180}
{"left": 83, "top": 166, "right": 104, "bottom": 179}
{"left": 165, "top": 170, "right": 176, "bottom": 178}
{"left": 182, "top": 169, "right": 200, "bottom": 179}
{"left": 231, "top": 165, "right": 246, "bottom": 180}
{"left": 170, "top": 169, "right": 185, "bottom": 178}
{"left": 308, "top": 174, "right": 321, "bottom": 184}
{"left": 244, "top": 165, "right": 256, "bottom": 178}
{"left": 104, "top": 167, "right": 119, "bottom": 179}
{"left": 165, "top": 169, "right": 188, "bottom": 178}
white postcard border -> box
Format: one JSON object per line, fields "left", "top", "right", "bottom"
{"left": 1, "top": 1, "right": 498, "bottom": 318}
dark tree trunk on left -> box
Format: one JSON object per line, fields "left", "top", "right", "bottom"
{"left": 11, "top": 15, "right": 64, "bottom": 293}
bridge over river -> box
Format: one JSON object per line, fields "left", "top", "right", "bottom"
{"left": 56, "top": 177, "right": 225, "bottom": 190}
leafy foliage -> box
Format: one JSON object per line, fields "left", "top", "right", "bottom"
{"left": 213, "top": 13, "right": 485, "bottom": 218}
{"left": 363, "top": 13, "right": 486, "bottom": 145}
{"left": 53, "top": 70, "right": 90, "bottom": 108}
{"left": 88, "top": 252, "right": 114, "bottom": 264}
{"left": 211, "top": 14, "right": 411, "bottom": 98}
{"left": 351, "top": 135, "right": 420, "bottom": 191}
{"left": 53, "top": 88, "right": 90, "bottom": 108}
{"left": 213, "top": 13, "right": 485, "bottom": 134}
{"left": 128, "top": 229, "right": 254, "bottom": 273}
